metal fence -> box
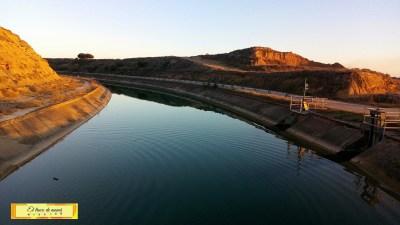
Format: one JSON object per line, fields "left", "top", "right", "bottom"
{"left": 363, "top": 110, "right": 400, "bottom": 130}
{"left": 290, "top": 96, "right": 327, "bottom": 113}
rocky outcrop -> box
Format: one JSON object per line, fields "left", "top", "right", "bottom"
{"left": 0, "top": 27, "right": 59, "bottom": 89}
{"left": 346, "top": 69, "right": 399, "bottom": 96}
{"left": 198, "top": 47, "right": 345, "bottom": 70}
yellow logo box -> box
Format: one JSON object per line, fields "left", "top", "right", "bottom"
{"left": 11, "top": 203, "right": 78, "bottom": 220}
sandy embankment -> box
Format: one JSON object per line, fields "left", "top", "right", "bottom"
{"left": 0, "top": 81, "right": 111, "bottom": 180}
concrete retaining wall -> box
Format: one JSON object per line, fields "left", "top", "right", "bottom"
{"left": 0, "top": 83, "right": 111, "bottom": 180}
{"left": 286, "top": 115, "right": 364, "bottom": 154}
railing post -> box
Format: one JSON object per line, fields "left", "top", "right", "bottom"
{"left": 300, "top": 98, "right": 303, "bottom": 113}
{"left": 290, "top": 96, "right": 292, "bottom": 111}
{"left": 368, "top": 110, "right": 377, "bottom": 147}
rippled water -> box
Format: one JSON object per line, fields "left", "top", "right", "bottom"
{"left": 1, "top": 88, "right": 399, "bottom": 225}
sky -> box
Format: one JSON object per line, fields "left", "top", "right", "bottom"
{"left": 1, "top": 0, "right": 399, "bottom": 76}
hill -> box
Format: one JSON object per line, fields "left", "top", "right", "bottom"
{"left": 0, "top": 27, "right": 95, "bottom": 119}
{"left": 0, "top": 27, "right": 59, "bottom": 89}
{"left": 47, "top": 47, "right": 400, "bottom": 102}
{"left": 196, "top": 47, "right": 345, "bottom": 71}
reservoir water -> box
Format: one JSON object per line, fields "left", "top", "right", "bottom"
{"left": 1, "top": 88, "right": 399, "bottom": 225}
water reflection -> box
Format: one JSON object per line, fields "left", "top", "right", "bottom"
{"left": 354, "top": 174, "right": 380, "bottom": 205}
{"left": 116, "top": 85, "right": 398, "bottom": 207}
{"left": 117, "top": 86, "right": 399, "bottom": 206}
{"left": 286, "top": 142, "right": 315, "bottom": 176}
{"left": 286, "top": 141, "right": 389, "bottom": 206}
{"left": 1, "top": 87, "right": 399, "bottom": 225}
{"left": 109, "top": 86, "right": 218, "bottom": 112}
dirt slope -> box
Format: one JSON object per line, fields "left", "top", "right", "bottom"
{"left": 0, "top": 27, "right": 97, "bottom": 119}
{"left": 0, "top": 27, "right": 59, "bottom": 89}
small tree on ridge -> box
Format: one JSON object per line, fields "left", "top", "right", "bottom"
{"left": 77, "top": 53, "right": 94, "bottom": 60}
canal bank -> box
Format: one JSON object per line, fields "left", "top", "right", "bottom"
{"left": 0, "top": 81, "right": 111, "bottom": 180}
{"left": 76, "top": 74, "right": 400, "bottom": 195}
{"left": 2, "top": 91, "right": 399, "bottom": 225}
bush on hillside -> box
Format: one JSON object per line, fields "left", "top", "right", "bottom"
{"left": 77, "top": 53, "right": 94, "bottom": 60}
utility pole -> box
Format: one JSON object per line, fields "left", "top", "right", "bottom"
{"left": 301, "top": 78, "right": 308, "bottom": 112}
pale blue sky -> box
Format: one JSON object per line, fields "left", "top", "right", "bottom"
{"left": 1, "top": 0, "right": 399, "bottom": 76}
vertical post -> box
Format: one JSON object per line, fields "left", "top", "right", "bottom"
{"left": 379, "top": 111, "right": 386, "bottom": 141}
{"left": 301, "top": 78, "right": 308, "bottom": 113}
{"left": 300, "top": 99, "right": 303, "bottom": 112}
{"left": 367, "top": 108, "right": 385, "bottom": 147}
{"left": 368, "top": 109, "right": 376, "bottom": 147}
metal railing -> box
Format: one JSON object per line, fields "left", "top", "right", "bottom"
{"left": 304, "top": 97, "right": 327, "bottom": 110}
{"left": 363, "top": 110, "right": 400, "bottom": 131}
{"left": 362, "top": 109, "right": 400, "bottom": 146}
{"left": 290, "top": 96, "right": 303, "bottom": 113}
{"left": 290, "top": 96, "right": 327, "bottom": 113}
{"left": 383, "top": 112, "right": 400, "bottom": 130}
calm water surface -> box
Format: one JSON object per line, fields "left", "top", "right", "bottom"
{"left": 1, "top": 88, "right": 399, "bottom": 225}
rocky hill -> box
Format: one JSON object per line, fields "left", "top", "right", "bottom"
{"left": 47, "top": 47, "right": 400, "bottom": 102}
{"left": 0, "top": 27, "right": 59, "bottom": 89}
{"left": 197, "top": 47, "right": 345, "bottom": 71}
{"left": 0, "top": 27, "right": 96, "bottom": 119}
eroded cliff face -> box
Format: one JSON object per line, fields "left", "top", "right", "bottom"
{"left": 346, "top": 69, "right": 399, "bottom": 96}
{"left": 252, "top": 47, "right": 308, "bottom": 66}
{"left": 0, "top": 27, "right": 59, "bottom": 90}
{"left": 199, "top": 47, "right": 345, "bottom": 71}
{"left": 229, "top": 47, "right": 314, "bottom": 67}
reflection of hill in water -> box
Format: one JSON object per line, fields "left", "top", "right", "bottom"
{"left": 110, "top": 85, "right": 388, "bottom": 205}
{"left": 109, "top": 85, "right": 277, "bottom": 133}
{"left": 109, "top": 86, "right": 221, "bottom": 113}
